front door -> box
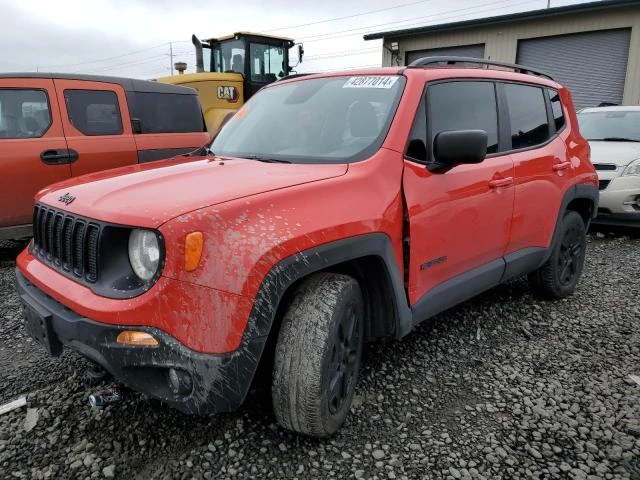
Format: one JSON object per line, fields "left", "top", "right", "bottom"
{"left": 0, "top": 78, "right": 71, "bottom": 229}
{"left": 402, "top": 80, "right": 515, "bottom": 307}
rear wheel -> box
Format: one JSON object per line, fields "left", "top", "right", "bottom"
{"left": 528, "top": 210, "right": 587, "bottom": 299}
{"left": 272, "top": 273, "right": 363, "bottom": 437}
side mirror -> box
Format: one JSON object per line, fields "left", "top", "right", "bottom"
{"left": 430, "top": 129, "right": 487, "bottom": 173}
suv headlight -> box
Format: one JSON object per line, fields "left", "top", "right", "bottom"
{"left": 622, "top": 159, "right": 640, "bottom": 176}
{"left": 128, "top": 229, "right": 161, "bottom": 281}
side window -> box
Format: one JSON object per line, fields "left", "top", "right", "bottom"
{"left": 428, "top": 81, "right": 499, "bottom": 155}
{"left": 548, "top": 88, "right": 566, "bottom": 132}
{"left": 64, "top": 89, "right": 123, "bottom": 136}
{"left": 129, "top": 92, "right": 205, "bottom": 134}
{"left": 504, "top": 84, "right": 550, "bottom": 150}
{"left": 249, "top": 43, "right": 285, "bottom": 82}
{"left": 0, "top": 89, "right": 51, "bottom": 139}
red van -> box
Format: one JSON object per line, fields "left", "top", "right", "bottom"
{"left": 0, "top": 73, "right": 210, "bottom": 240}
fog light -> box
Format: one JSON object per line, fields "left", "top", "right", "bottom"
{"left": 116, "top": 331, "right": 159, "bottom": 347}
{"left": 168, "top": 368, "right": 193, "bottom": 396}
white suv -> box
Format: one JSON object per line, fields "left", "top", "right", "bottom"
{"left": 578, "top": 106, "right": 640, "bottom": 227}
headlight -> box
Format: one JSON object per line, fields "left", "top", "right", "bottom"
{"left": 622, "top": 159, "right": 640, "bottom": 176}
{"left": 128, "top": 229, "right": 160, "bottom": 281}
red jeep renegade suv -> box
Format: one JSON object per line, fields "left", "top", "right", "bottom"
{"left": 15, "top": 58, "right": 598, "bottom": 437}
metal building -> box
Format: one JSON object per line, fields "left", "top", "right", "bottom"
{"left": 364, "top": 0, "right": 640, "bottom": 109}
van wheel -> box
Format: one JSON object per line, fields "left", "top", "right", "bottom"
{"left": 528, "top": 210, "right": 586, "bottom": 299}
{"left": 272, "top": 273, "right": 363, "bottom": 438}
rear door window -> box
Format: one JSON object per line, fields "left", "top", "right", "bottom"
{"left": 0, "top": 89, "right": 51, "bottom": 138}
{"left": 427, "top": 81, "right": 499, "bottom": 156}
{"left": 64, "top": 90, "right": 123, "bottom": 136}
{"left": 129, "top": 92, "right": 205, "bottom": 134}
{"left": 503, "top": 84, "right": 550, "bottom": 150}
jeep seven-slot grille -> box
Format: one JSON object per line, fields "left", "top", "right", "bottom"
{"left": 32, "top": 204, "right": 100, "bottom": 283}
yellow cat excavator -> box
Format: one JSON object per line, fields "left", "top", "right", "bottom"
{"left": 158, "top": 32, "right": 303, "bottom": 132}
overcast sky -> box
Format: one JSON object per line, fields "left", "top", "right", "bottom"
{"left": 1, "top": 0, "right": 592, "bottom": 79}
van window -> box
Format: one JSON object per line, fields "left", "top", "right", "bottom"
{"left": 129, "top": 92, "right": 205, "bottom": 134}
{"left": 504, "top": 84, "right": 550, "bottom": 149}
{"left": 0, "top": 89, "right": 51, "bottom": 138}
{"left": 427, "top": 81, "right": 499, "bottom": 155}
{"left": 548, "top": 89, "right": 565, "bottom": 131}
{"left": 64, "top": 90, "right": 123, "bottom": 136}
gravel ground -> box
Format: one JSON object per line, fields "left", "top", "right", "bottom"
{"left": 0, "top": 233, "right": 639, "bottom": 480}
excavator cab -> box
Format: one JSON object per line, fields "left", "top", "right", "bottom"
{"left": 158, "top": 32, "right": 302, "bottom": 132}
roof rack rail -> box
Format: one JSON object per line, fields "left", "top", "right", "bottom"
{"left": 407, "top": 56, "right": 554, "bottom": 81}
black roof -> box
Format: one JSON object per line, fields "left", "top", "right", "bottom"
{"left": 364, "top": 0, "right": 640, "bottom": 40}
{"left": 0, "top": 72, "right": 197, "bottom": 95}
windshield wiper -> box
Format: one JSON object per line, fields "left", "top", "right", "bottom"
{"left": 187, "top": 145, "right": 214, "bottom": 156}
{"left": 591, "top": 137, "right": 640, "bottom": 142}
{"left": 242, "top": 155, "right": 291, "bottom": 163}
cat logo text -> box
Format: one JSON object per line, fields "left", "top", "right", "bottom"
{"left": 217, "top": 86, "right": 239, "bottom": 103}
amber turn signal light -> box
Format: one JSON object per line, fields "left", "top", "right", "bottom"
{"left": 185, "top": 231, "right": 204, "bottom": 272}
{"left": 116, "top": 331, "right": 159, "bottom": 347}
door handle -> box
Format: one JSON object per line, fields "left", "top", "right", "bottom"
{"left": 40, "top": 149, "right": 79, "bottom": 165}
{"left": 553, "top": 161, "right": 571, "bottom": 172}
{"left": 488, "top": 176, "right": 514, "bottom": 188}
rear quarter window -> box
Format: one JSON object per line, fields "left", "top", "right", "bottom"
{"left": 129, "top": 92, "right": 205, "bottom": 134}
{"left": 548, "top": 88, "right": 566, "bottom": 132}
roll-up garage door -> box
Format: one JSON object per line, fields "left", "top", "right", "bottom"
{"left": 406, "top": 44, "right": 485, "bottom": 65}
{"left": 517, "top": 29, "right": 631, "bottom": 109}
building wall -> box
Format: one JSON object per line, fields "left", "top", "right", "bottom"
{"left": 381, "top": 7, "right": 640, "bottom": 104}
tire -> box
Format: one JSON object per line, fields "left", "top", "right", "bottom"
{"left": 272, "top": 272, "right": 364, "bottom": 437}
{"left": 528, "top": 210, "right": 587, "bottom": 299}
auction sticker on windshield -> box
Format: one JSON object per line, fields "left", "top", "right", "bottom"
{"left": 343, "top": 76, "right": 399, "bottom": 89}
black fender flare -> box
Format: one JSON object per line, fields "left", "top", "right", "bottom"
{"left": 549, "top": 183, "right": 599, "bottom": 252}
{"left": 243, "top": 232, "right": 412, "bottom": 343}
{"left": 230, "top": 233, "right": 412, "bottom": 406}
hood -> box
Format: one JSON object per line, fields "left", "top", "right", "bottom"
{"left": 588, "top": 141, "right": 640, "bottom": 168}
{"left": 37, "top": 156, "right": 348, "bottom": 228}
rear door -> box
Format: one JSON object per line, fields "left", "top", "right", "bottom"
{"left": 501, "top": 83, "right": 571, "bottom": 255}
{"left": 0, "top": 78, "right": 71, "bottom": 229}
{"left": 402, "top": 80, "right": 515, "bottom": 307}
{"left": 53, "top": 79, "right": 137, "bottom": 177}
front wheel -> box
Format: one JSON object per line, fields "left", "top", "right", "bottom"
{"left": 272, "top": 273, "right": 364, "bottom": 437}
{"left": 528, "top": 210, "right": 587, "bottom": 299}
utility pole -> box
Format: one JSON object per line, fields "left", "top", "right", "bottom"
{"left": 169, "top": 42, "right": 174, "bottom": 75}
{"left": 547, "top": 0, "right": 551, "bottom": 7}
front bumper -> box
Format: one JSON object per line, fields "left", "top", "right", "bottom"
{"left": 597, "top": 174, "right": 640, "bottom": 216}
{"left": 15, "top": 270, "right": 265, "bottom": 414}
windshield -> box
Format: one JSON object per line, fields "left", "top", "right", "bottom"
{"left": 209, "top": 75, "right": 405, "bottom": 163}
{"left": 577, "top": 110, "right": 640, "bottom": 142}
